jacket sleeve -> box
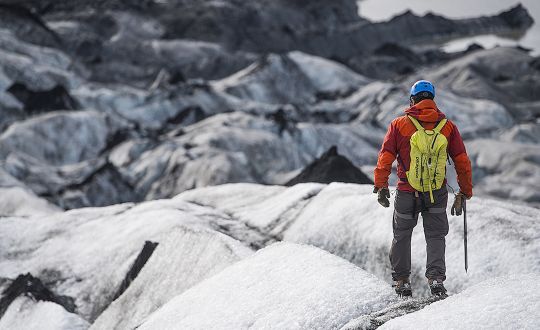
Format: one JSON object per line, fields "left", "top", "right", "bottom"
{"left": 448, "top": 123, "right": 473, "bottom": 198}
{"left": 374, "top": 121, "right": 397, "bottom": 188}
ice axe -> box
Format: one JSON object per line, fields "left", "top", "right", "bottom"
{"left": 463, "top": 198, "right": 468, "bottom": 273}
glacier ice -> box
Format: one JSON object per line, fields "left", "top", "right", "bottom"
{"left": 139, "top": 242, "right": 397, "bottom": 330}
{"left": 91, "top": 226, "right": 252, "bottom": 330}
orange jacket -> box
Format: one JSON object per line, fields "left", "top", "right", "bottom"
{"left": 374, "top": 99, "right": 473, "bottom": 198}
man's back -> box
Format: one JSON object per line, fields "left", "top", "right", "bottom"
{"left": 374, "top": 98, "right": 472, "bottom": 197}
{"left": 372, "top": 80, "right": 473, "bottom": 297}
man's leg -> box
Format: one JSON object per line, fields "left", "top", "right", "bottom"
{"left": 422, "top": 188, "right": 449, "bottom": 281}
{"left": 390, "top": 190, "right": 418, "bottom": 281}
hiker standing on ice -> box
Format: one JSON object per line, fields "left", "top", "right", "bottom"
{"left": 373, "top": 80, "right": 473, "bottom": 297}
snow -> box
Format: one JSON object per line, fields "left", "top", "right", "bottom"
{"left": 467, "top": 139, "right": 540, "bottom": 204}
{"left": 0, "top": 29, "right": 80, "bottom": 92}
{"left": 175, "top": 183, "right": 286, "bottom": 212}
{"left": 281, "top": 183, "right": 540, "bottom": 295}
{"left": 0, "top": 186, "right": 61, "bottom": 217}
{"left": 287, "top": 51, "right": 370, "bottom": 94}
{"left": 283, "top": 183, "right": 395, "bottom": 277}
{"left": 107, "top": 111, "right": 379, "bottom": 203}
{"left": 91, "top": 226, "right": 252, "bottom": 330}
{"left": 227, "top": 183, "right": 323, "bottom": 230}
{"left": 177, "top": 182, "right": 540, "bottom": 297}
{"left": 0, "top": 297, "right": 89, "bottom": 330}
{"left": 0, "top": 199, "right": 232, "bottom": 321}
{"left": 339, "top": 81, "right": 514, "bottom": 139}
{"left": 380, "top": 273, "right": 540, "bottom": 330}
{"left": 0, "top": 111, "right": 124, "bottom": 166}
{"left": 138, "top": 242, "right": 397, "bottom": 330}
{"left": 175, "top": 183, "right": 325, "bottom": 246}
{"left": 1, "top": 182, "right": 538, "bottom": 327}
{"left": 213, "top": 51, "right": 369, "bottom": 105}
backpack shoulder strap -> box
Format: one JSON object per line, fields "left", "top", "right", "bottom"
{"left": 433, "top": 118, "right": 448, "bottom": 133}
{"left": 407, "top": 115, "right": 424, "bottom": 131}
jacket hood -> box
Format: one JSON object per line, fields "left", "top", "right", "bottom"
{"left": 404, "top": 99, "right": 446, "bottom": 122}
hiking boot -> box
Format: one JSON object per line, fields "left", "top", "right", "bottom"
{"left": 428, "top": 278, "right": 447, "bottom": 296}
{"left": 393, "top": 279, "right": 412, "bottom": 297}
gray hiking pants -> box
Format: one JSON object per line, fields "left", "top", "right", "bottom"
{"left": 390, "top": 187, "right": 449, "bottom": 281}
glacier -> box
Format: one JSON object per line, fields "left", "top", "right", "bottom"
{"left": 1, "top": 183, "right": 539, "bottom": 329}
{"left": 1, "top": 0, "right": 539, "bottom": 328}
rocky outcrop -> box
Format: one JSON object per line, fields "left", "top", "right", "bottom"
{"left": 111, "top": 241, "right": 158, "bottom": 302}
{"left": 286, "top": 146, "right": 373, "bottom": 186}
{"left": 0, "top": 273, "right": 76, "bottom": 318}
{"left": 7, "top": 83, "right": 78, "bottom": 113}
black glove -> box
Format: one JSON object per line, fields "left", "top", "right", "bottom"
{"left": 373, "top": 187, "right": 390, "bottom": 208}
{"left": 451, "top": 192, "right": 466, "bottom": 216}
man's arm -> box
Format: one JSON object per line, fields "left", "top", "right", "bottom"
{"left": 374, "top": 121, "right": 398, "bottom": 188}
{"left": 448, "top": 123, "right": 473, "bottom": 198}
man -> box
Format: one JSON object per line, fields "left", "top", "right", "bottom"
{"left": 373, "top": 80, "right": 473, "bottom": 297}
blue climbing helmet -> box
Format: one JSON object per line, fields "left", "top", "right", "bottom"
{"left": 410, "top": 80, "right": 435, "bottom": 98}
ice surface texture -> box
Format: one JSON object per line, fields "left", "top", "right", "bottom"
{"left": 1, "top": 182, "right": 539, "bottom": 329}
{"left": 0, "top": 199, "right": 234, "bottom": 321}
{"left": 139, "top": 243, "right": 397, "bottom": 330}
{"left": 381, "top": 274, "right": 540, "bottom": 329}
{"left": 180, "top": 183, "right": 540, "bottom": 296}
{"left": 0, "top": 297, "right": 89, "bottom": 330}
{"left": 91, "top": 226, "right": 252, "bottom": 330}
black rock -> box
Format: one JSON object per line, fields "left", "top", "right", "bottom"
{"left": 514, "top": 45, "right": 532, "bottom": 53}
{"left": 112, "top": 241, "right": 159, "bottom": 301}
{"left": 286, "top": 146, "right": 373, "bottom": 186}
{"left": 0, "top": 3, "right": 61, "bottom": 47}
{"left": 267, "top": 108, "right": 296, "bottom": 135}
{"left": 465, "top": 43, "right": 485, "bottom": 53}
{"left": 498, "top": 4, "right": 535, "bottom": 29}
{"left": 0, "top": 273, "right": 76, "bottom": 318}
{"left": 531, "top": 57, "right": 540, "bottom": 71}
{"left": 166, "top": 106, "right": 207, "bottom": 127}
{"left": 7, "top": 83, "right": 79, "bottom": 114}
{"left": 373, "top": 43, "right": 418, "bottom": 62}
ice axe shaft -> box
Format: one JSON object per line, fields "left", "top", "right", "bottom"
{"left": 464, "top": 198, "right": 468, "bottom": 273}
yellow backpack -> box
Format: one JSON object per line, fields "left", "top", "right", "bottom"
{"left": 406, "top": 115, "right": 448, "bottom": 203}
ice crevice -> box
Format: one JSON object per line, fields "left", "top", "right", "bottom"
{"left": 177, "top": 183, "right": 325, "bottom": 249}
{"left": 340, "top": 295, "right": 447, "bottom": 329}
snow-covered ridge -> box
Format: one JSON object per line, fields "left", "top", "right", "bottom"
{"left": 90, "top": 226, "right": 252, "bottom": 330}
{"left": 1, "top": 182, "right": 539, "bottom": 328}
{"left": 138, "top": 242, "right": 397, "bottom": 330}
